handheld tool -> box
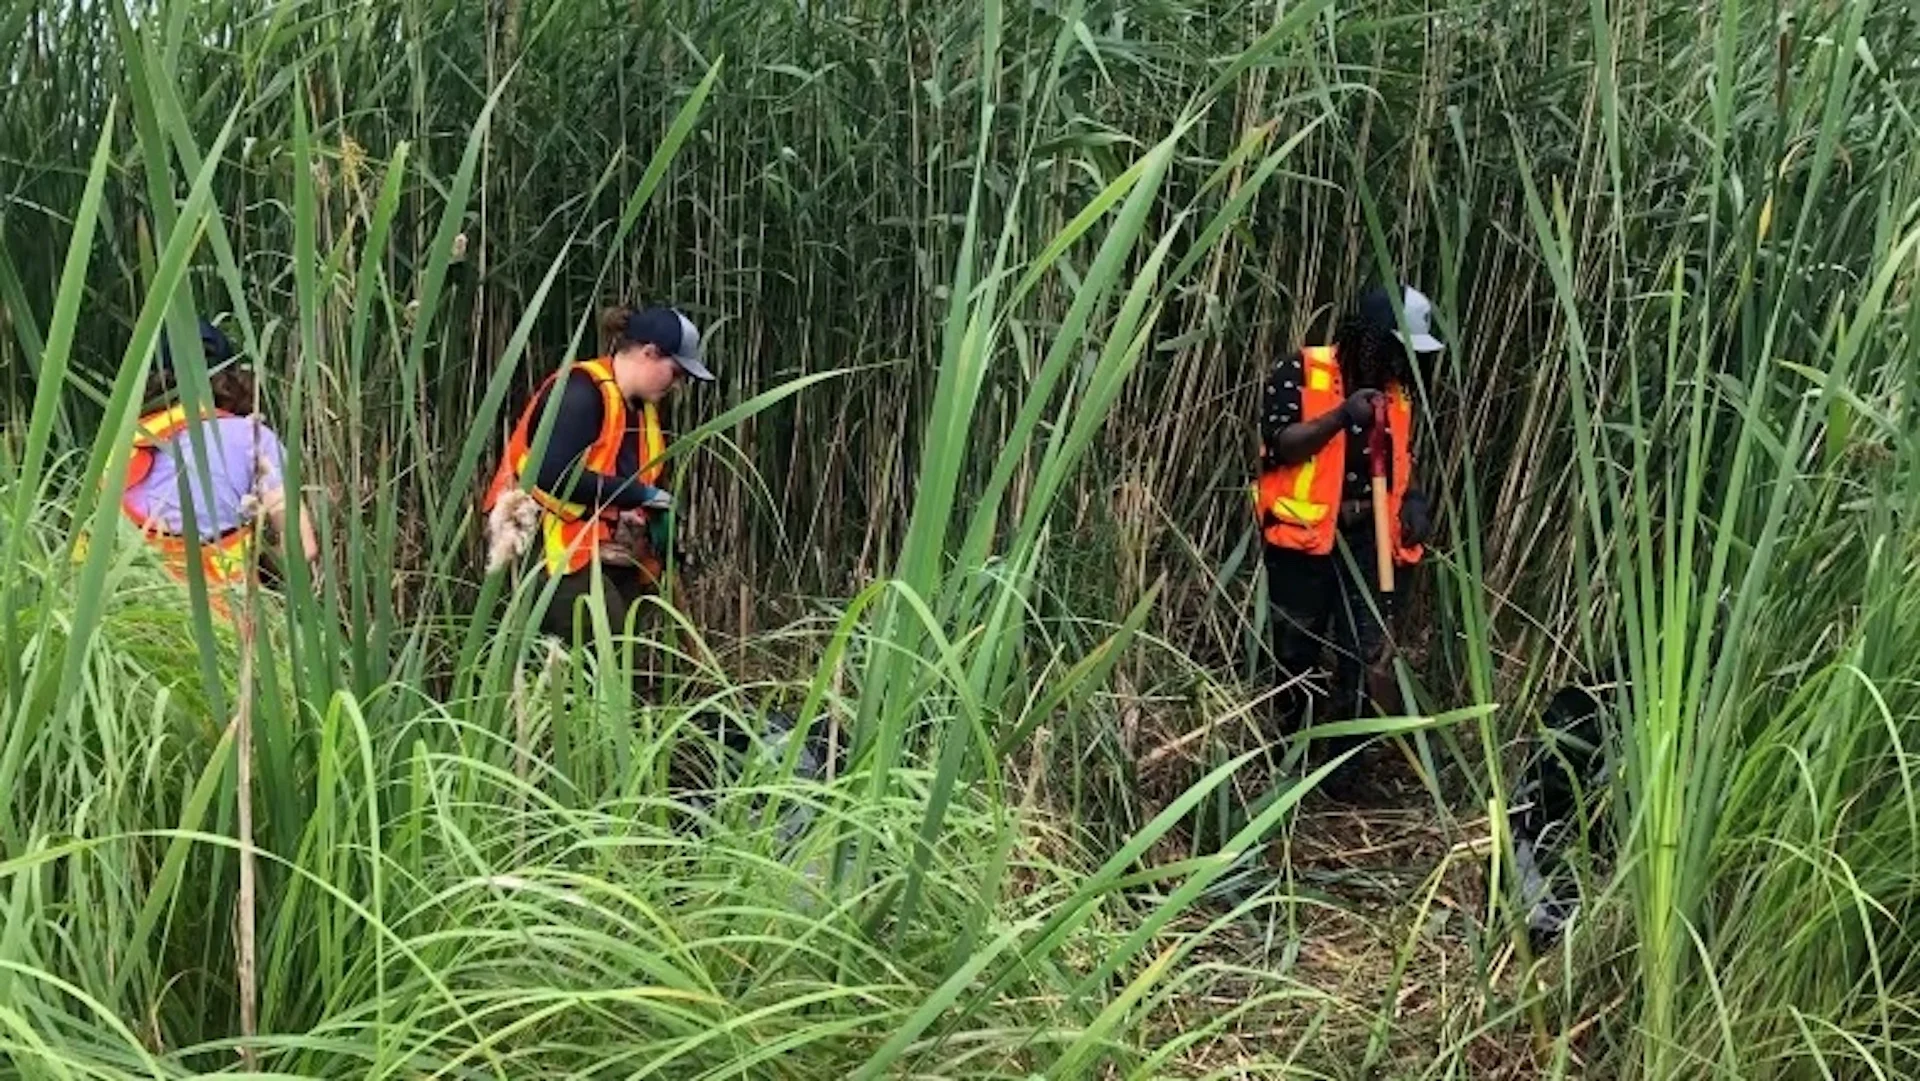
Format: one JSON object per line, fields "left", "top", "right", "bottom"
{"left": 1369, "top": 394, "right": 1395, "bottom": 594}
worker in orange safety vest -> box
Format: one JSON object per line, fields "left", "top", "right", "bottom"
{"left": 119, "top": 318, "right": 320, "bottom": 610}
{"left": 483, "top": 304, "right": 713, "bottom": 643}
{"left": 1253, "top": 285, "right": 1442, "bottom": 757}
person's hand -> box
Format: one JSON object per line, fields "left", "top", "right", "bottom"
{"left": 646, "top": 508, "right": 674, "bottom": 555}
{"left": 1399, "top": 491, "right": 1433, "bottom": 546}
{"left": 645, "top": 512, "right": 700, "bottom": 580}
{"left": 1341, "top": 389, "right": 1382, "bottom": 428}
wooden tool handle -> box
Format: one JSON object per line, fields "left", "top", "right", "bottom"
{"left": 1368, "top": 394, "right": 1395, "bottom": 594}
{"left": 1371, "top": 475, "right": 1395, "bottom": 594}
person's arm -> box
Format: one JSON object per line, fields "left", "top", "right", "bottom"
{"left": 1271, "top": 409, "right": 1354, "bottom": 466}
{"left": 262, "top": 497, "right": 321, "bottom": 570}
{"left": 294, "top": 503, "right": 320, "bottom": 566}
{"left": 1259, "top": 352, "right": 1305, "bottom": 465}
{"left": 529, "top": 375, "right": 668, "bottom": 510}
{"left": 1261, "top": 350, "right": 1381, "bottom": 467}
{"left": 247, "top": 426, "right": 323, "bottom": 575}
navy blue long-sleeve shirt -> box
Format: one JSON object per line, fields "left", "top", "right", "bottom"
{"left": 527, "top": 373, "right": 664, "bottom": 510}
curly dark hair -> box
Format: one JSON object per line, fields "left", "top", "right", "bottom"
{"left": 143, "top": 320, "right": 258, "bottom": 414}
{"left": 1331, "top": 312, "right": 1411, "bottom": 390}
{"left": 143, "top": 366, "right": 258, "bottom": 416}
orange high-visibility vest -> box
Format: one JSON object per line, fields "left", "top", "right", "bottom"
{"left": 482, "top": 358, "right": 667, "bottom": 578}
{"left": 1253, "top": 344, "right": 1423, "bottom": 565}
{"left": 121, "top": 406, "right": 258, "bottom": 586}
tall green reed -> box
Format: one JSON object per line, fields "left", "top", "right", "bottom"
{"left": 0, "top": 2, "right": 1378, "bottom": 1077}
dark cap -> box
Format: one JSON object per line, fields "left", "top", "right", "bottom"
{"left": 1354, "top": 285, "right": 1444, "bottom": 353}
{"left": 157, "top": 319, "right": 239, "bottom": 373}
{"left": 623, "top": 307, "right": 713, "bottom": 382}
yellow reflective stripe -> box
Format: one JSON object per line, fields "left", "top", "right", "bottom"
{"left": 586, "top": 367, "right": 625, "bottom": 473}
{"left": 540, "top": 515, "right": 568, "bottom": 576}
{"left": 134, "top": 405, "right": 226, "bottom": 445}
{"left": 1292, "top": 455, "right": 1316, "bottom": 502}
{"left": 638, "top": 402, "right": 665, "bottom": 485}
{"left": 575, "top": 357, "right": 625, "bottom": 483}
{"left": 1268, "top": 456, "right": 1330, "bottom": 523}
{"left": 205, "top": 534, "right": 253, "bottom": 582}
{"left": 1253, "top": 453, "right": 1336, "bottom": 525}
{"left": 140, "top": 407, "right": 184, "bottom": 436}
{"left": 1303, "top": 348, "right": 1337, "bottom": 393}
{"left": 511, "top": 446, "right": 592, "bottom": 523}
{"left": 1270, "top": 497, "right": 1328, "bottom": 524}
{"left": 540, "top": 514, "right": 596, "bottom": 576}
{"left": 132, "top": 407, "right": 187, "bottom": 446}
{"left": 540, "top": 509, "right": 611, "bottom": 576}
{"left": 1267, "top": 461, "right": 1331, "bottom": 524}
{"left": 1260, "top": 425, "right": 1335, "bottom": 526}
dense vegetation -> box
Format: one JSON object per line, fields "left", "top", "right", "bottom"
{"left": 2, "top": 0, "right": 1916, "bottom": 1076}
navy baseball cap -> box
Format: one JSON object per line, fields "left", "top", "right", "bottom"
{"left": 1356, "top": 285, "right": 1444, "bottom": 353}
{"left": 624, "top": 307, "right": 713, "bottom": 382}
{"left": 157, "top": 319, "right": 239, "bottom": 373}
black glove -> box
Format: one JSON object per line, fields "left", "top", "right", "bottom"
{"left": 1341, "top": 388, "right": 1382, "bottom": 428}
{"left": 1399, "top": 491, "right": 1433, "bottom": 546}
{"left": 646, "top": 510, "right": 702, "bottom": 580}
{"left": 646, "top": 507, "right": 674, "bottom": 556}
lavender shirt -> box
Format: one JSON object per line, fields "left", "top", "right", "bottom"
{"left": 124, "top": 415, "right": 288, "bottom": 538}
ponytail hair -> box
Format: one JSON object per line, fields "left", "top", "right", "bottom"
{"left": 600, "top": 304, "right": 639, "bottom": 353}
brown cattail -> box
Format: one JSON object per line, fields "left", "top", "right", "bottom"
{"left": 485, "top": 488, "right": 540, "bottom": 574}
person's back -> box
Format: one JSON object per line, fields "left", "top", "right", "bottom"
{"left": 121, "top": 318, "right": 318, "bottom": 589}
{"left": 123, "top": 413, "right": 285, "bottom": 539}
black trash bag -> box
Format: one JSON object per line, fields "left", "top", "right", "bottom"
{"left": 1508, "top": 684, "right": 1612, "bottom": 947}
{"left": 675, "top": 708, "right": 841, "bottom": 847}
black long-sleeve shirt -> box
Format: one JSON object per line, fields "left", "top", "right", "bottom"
{"left": 1261, "top": 348, "right": 1377, "bottom": 501}
{"left": 526, "top": 373, "right": 663, "bottom": 510}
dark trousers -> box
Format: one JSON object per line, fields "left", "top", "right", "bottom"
{"left": 539, "top": 563, "right": 658, "bottom": 670}
{"left": 539, "top": 562, "right": 671, "bottom": 705}
{"left": 1264, "top": 534, "right": 1394, "bottom": 739}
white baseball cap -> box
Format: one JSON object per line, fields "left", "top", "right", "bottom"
{"left": 625, "top": 306, "right": 714, "bottom": 381}
{"left": 1359, "top": 285, "right": 1444, "bottom": 353}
